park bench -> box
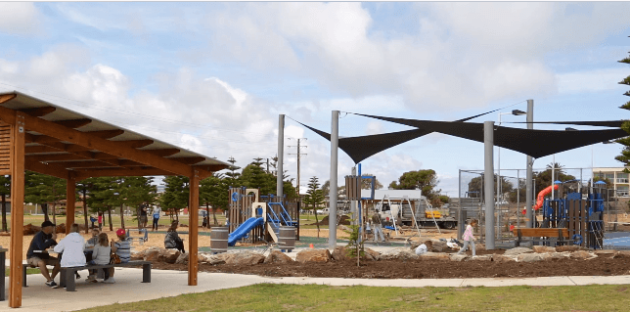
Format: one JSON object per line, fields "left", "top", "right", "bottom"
{"left": 23, "top": 260, "right": 151, "bottom": 291}
{"left": 512, "top": 228, "right": 569, "bottom": 247}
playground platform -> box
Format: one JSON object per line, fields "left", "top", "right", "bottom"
{"left": 3, "top": 267, "right": 630, "bottom": 311}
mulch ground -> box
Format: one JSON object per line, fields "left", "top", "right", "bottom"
{"left": 151, "top": 254, "right": 630, "bottom": 279}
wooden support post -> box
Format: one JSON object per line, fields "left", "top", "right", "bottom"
{"left": 9, "top": 113, "right": 25, "bottom": 308}
{"left": 66, "top": 177, "right": 76, "bottom": 233}
{"left": 188, "top": 170, "right": 199, "bottom": 286}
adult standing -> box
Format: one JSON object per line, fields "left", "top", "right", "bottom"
{"left": 371, "top": 212, "right": 385, "bottom": 242}
{"left": 152, "top": 205, "right": 161, "bottom": 231}
{"left": 26, "top": 221, "right": 61, "bottom": 287}
{"left": 139, "top": 202, "right": 148, "bottom": 229}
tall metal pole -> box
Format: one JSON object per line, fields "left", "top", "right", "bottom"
{"left": 457, "top": 169, "right": 463, "bottom": 240}
{"left": 277, "top": 114, "right": 285, "bottom": 201}
{"left": 484, "top": 121, "right": 496, "bottom": 250}
{"left": 297, "top": 139, "right": 301, "bottom": 197}
{"left": 525, "top": 99, "right": 534, "bottom": 228}
{"left": 329, "top": 110, "right": 339, "bottom": 249}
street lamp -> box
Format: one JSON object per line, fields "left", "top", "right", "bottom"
{"left": 497, "top": 109, "right": 526, "bottom": 239}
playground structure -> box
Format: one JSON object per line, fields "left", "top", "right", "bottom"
{"left": 227, "top": 187, "right": 299, "bottom": 248}
{"left": 536, "top": 181, "right": 605, "bottom": 249}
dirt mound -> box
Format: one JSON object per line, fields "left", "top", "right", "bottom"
{"left": 151, "top": 256, "right": 630, "bottom": 279}
{"left": 310, "top": 214, "right": 351, "bottom": 226}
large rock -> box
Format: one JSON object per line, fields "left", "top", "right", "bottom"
{"left": 23, "top": 223, "right": 41, "bottom": 235}
{"left": 175, "top": 252, "right": 188, "bottom": 264}
{"left": 467, "top": 255, "right": 493, "bottom": 261}
{"left": 380, "top": 248, "right": 418, "bottom": 261}
{"left": 517, "top": 253, "right": 543, "bottom": 262}
{"left": 420, "top": 252, "right": 450, "bottom": 261}
{"left": 614, "top": 250, "right": 630, "bottom": 258}
{"left": 204, "top": 253, "right": 234, "bottom": 265}
{"left": 570, "top": 250, "right": 597, "bottom": 260}
{"left": 495, "top": 255, "right": 517, "bottom": 262}
{"left": 541, "top": 252, "right": 571, "bottom": 261}
{"left": 505, "top": 247, "right": 534, "bottom": 256}
{"left": 431, "top": 241, "right": 449, "bottom": 252}
{"left": 449, "top": 254, "right": 468, "bottom": 262}
{"left": 163, "top": 249, "right": 181, "bottom": 264}
{"left": 594, "top": 250, "right": 617, "bottom": 258}
{"left": 143, "top": 247, "right": 163, "bottom": 262}
{"left": 226, "top": 252, "right": 265, "bottom": 265}
{"left": 331, "top": 246, "right": 348, "bottom": 261}
{"left": 130, "top": 250, "right": 144, "bottom": 261}
{"left": 533, "top": 246, "right": 556, "bottom": 253}
{"left": 365, "top": 248, "right": 381, "bottom": 261}
{"left": 556, "top": 245, "right": 579, "bottom": 252}
{"left": 264, "top": 250, "right": 294, "bottom": 264}
{"left": 296, "top": 249, "right": 332, "bottom": 263}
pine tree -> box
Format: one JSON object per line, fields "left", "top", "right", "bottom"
{"left": 303, "top": 176, "right": 325, "bottom": 238}
{"left": 616, "top": 36, "right": 630, "bottom": 166}
{"left": 161, "top": 176, "right": 190, "bottom": 221}
{"left": 200, "top": 173, "right": 229, "bottom": 226}
{"left": 25, "top": 172, "right": 66, "bottom": 225}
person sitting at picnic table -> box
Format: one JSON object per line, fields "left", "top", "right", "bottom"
{"left": 107, "top": 228, "right": 131, "bottom": 284}
{"left": 26, "top": 220, "right": 61, "bottom": 287}
{"left": 89, "top": 232, "right": 111, "bottom": 283}
{"left": 164, "top": 220, "right": 185, "bottom": 253}
{"left": 84, "top": 228, "right": 100, "bottom": 282}
{"left": 54, "top": 223, "right": 86, "bottom": 268}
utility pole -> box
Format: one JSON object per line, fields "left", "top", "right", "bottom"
{"left": 288, "top": 138, "right": 308, "bottom": 197}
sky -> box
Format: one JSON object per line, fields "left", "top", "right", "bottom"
{"left": 0, "top": 2, "right": 629, "bottom": 197}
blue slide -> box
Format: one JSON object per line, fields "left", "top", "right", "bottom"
{"left": 228, "top": 217, "right": 264, "bottom": 246}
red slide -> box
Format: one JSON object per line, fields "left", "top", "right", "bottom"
{"left": 522, "top": 184, "right": 559, "bottom": 215}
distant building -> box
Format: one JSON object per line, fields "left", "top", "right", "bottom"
{"left": 592, "top": 167, "right": 629, "bottom": 198}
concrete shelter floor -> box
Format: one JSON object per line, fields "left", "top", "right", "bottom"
{"left": 2, "top": 267, "right": 630, "bottom": 311}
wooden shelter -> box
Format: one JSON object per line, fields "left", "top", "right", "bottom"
{"left": 0, "top": 91, "right": 229, "bottom": 308}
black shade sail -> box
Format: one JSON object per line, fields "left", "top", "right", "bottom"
{"left": 356, "top": 113, "right": 628, "bottom": 159}
{"left": 510, "top": 120, "right": 626, "bottom": 127}
{"left": 294, "top": 108, "right": 501, "bottom": 164}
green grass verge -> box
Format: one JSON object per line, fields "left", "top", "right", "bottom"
{"left": 5, "top": 268, "right": 40, "bottom": 276}
{"left": 79, "top": 283, "right": 630, "bottom": 312}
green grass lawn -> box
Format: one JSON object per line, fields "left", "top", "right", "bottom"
{"left": 79, "top": 283, "right": 630, "bottom": 312}
{"left": 5, "top": 268, "right": 39, "bottom": 276}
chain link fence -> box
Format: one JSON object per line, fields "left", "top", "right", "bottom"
{"left": 457, "top": 168, "right": 629, "bottom": 248}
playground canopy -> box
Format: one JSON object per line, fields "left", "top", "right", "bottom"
{"left": 355, "top": 113, "right": 628, "bottom": 159}
{"left": 294, "top": 108, "right": 501, "bottom": 164}
{"left": 0, "top": 91, "right": 230, "bottom": 308}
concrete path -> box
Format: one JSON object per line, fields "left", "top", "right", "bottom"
{"left": 2, "top": 268, "right": 629, "bottom": 311}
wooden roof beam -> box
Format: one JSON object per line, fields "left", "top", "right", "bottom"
{"left": 25, "top": 160, "right": 70, "bottom": 180}
{"left": 26, "top": 154, "right": 85, "bottom": 162}
{"left": 0, "top": 107, "right": 212, "bottom": 177}
{"left": 26, "top": 146, "right": 61, "bottom": 154}
{"left": 117, "top": 140, "right": 154, "bottom": 149}
{"left": 75, "top": 168, "right": 174, "bottom": 180}
{"left": 170, "top": 157, "right": 206, "bottom": 165}
{"left": 145, "top": 148, "right": 180, "bottom": 157}
{"left": 19, "top": 107, "right": 57, "bottom": 117}
{"left": 54, "top": 119, "right": 92, "bottom": 129}
{"left": 86, "top": 130, "right": 125, "bottom": 140}
{"left": 46, "top": 161, "right": 121, "bottom": 169}
{"left": 0, "top": 94, "right": 16, "bottom": 104}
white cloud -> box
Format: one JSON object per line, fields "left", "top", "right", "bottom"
{"left": 365, "top": 121, "right": 383, "bottom": 136}
{"left": 556, "top": 68, "right": 630, "bottom": 94}
{"left": 0, "top": 2, "right": 41, "bottom": 35}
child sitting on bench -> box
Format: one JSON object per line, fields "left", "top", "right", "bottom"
{"left": 87, "top": 232, "right": 111, "bottom": 283}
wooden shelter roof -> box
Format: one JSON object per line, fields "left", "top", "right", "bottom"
{"left": 0, "top": 91, "right": 230, "bottom": 180}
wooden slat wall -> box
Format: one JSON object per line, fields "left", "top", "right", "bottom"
{"left": 0, "top": 122, "right": 11, "bottom": 175}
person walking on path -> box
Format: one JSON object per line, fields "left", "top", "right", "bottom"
{"left": 457, "top": 219, "right": 478, "bottom": 257}
{"left": 371, "top": 212, "right": 385, "bottom": 242}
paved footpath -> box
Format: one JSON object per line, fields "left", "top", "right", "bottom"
{"left": 2, "top": 268, "right": 630, "bottom": 311}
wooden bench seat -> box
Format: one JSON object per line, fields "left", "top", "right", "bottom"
{"left": 24, "top": 261, "right": 151, "bottom": 291}
{"left": 512, "top": 228, "right": 569, "bottom": 247}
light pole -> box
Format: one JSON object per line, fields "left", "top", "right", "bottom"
{"left": 497, "top": 109, "right": 526, "bottom": 239}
